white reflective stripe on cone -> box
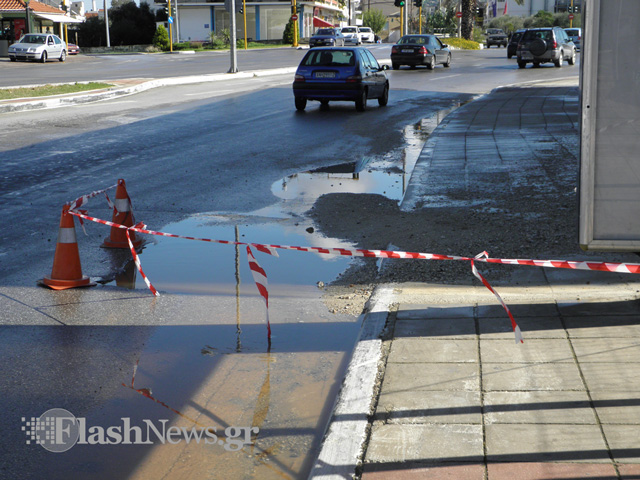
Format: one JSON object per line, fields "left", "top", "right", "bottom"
{"left": 114, "top": 198, "right": 131, "bottom": 212}
{"left": 57, "top": 227, "right": 77, "bottom": 244}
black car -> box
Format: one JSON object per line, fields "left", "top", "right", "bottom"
{"left": 292, "top": 47, "right": 389, "bottom": 112}
{"left": 309, "top": 28, "right": 344, "bottom": 48}
{"left": 390, "top": 34, "right": 451, "bottom": 70}
{"left": 517, "top": 27, "right": 576, "bottom": 68}
{"left": 507, "top": 29, "right": 526, "bottom": 59}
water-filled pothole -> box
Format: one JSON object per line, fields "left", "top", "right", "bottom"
{"left": 98, "top": 104, "right": 461, "bottom": 479}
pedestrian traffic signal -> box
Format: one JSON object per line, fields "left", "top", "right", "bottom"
{"left": 567, "top": 6, "right": 573, "bottom": 13}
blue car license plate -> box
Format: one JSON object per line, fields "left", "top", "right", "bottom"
{"left": 315, "top": 72, "right": 336, "bottom": 78}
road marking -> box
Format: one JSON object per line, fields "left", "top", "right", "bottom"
{"left": 184, "top": 90, "right": 234, "bottom": 97}
{"left": 430, "top": 74, "right": 462, "bottom": 81}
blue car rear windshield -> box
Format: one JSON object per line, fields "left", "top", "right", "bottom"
{"left": 302, "top": 50, "right": 355, "bottom": 67}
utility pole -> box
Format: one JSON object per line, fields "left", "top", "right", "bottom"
{"left": 229, "top": 0, "right": 238, "bottom": 72}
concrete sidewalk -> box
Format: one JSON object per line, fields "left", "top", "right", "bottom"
{"left": 310, "top": 81, "right": 640, "bottom": 480}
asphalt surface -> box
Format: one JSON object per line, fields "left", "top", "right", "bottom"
{"left": 5, "top": 59, "right": 640, "bottom": 480}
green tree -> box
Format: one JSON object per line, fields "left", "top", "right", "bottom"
{"left": 426, "top": 8, "right": 456, "bottom": 36}
{"left": 109, "top": 1, "right": 157, "bottom": 45}
{"left": 524, "top": 10, "right": 554, "bottom": 28}
{"left": 74, "top": 16, "right": 107, "bottom": 47}
{"left": 488, "top": 15, "right": 524, "bottom": 35}
{"left": 362, "top": 9, "right": 386, "bottom": 35}
{"left": 153, "top": 25, "right": 170, "bottom": 51}
{"left": 283, "top": 18, "right": 295, "bottom": 44}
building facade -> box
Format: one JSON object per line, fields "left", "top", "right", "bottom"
{"left": 157, "top": 0, "right": 348, "bottom": 43}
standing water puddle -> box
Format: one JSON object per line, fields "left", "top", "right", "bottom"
{"left": 95, "top": 106, "right": 460, "bottom": 479}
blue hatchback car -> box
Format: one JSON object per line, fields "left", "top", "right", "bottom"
{"left": 292, "top": 47, "right": 389, "bottom": 112}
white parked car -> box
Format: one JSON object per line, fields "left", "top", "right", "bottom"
{"left": 359, "top": 27, "right": 375, "bottom": 43}
{"left": 341, "top": 26, "right": 361, "bottom": 45}
{"left": 8, "top": 33, "right": 67, "bottom": 63}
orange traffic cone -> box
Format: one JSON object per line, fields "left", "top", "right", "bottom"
{"left": 40, "top": 205, "right": 95, "bottom": 290}
{"left": 102, "top": 179, "right": 143, "bottom": 249}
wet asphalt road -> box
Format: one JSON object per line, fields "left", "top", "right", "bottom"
{"left": 0, "top": 46, "right": 579, "bottom": 479}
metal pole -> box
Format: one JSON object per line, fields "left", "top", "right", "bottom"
{"left": 24, "top": 2, "right": 30, "bottom": 35}
{"left": 570, "top": 0, "right": 574, "bottom": 27}
{"left": 168, "top": 0, "right": 173, "bottom": 51}
{"left": 243, "top": 0, "right": 247, "bottom": 49}
{"left": 457, "top": 0, "right": 461, "bottom": 37}
{"left": 104, "top": 0, "right": 110, "bottom": 47}
{"left": 419, "top": 6, "right": 422, "bottom": 34}
{"left": 229, "top": 0, "right": 238, "bottom": 72}
{"left": 175, "top": 0, "right": 180, "bottom": 42}
{"left": 292, "top": 0, "right": 298, "bottom": 47}
{"left": 403, "top": 3, "right": 408, "bottom": 35}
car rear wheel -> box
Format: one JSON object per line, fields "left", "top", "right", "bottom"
{"left": 295, "top": 97, "right": 307, "bottom": 111}
{"left": 378, "top": 84, "right": 389, "bottom": 107}
{"left": 426, "top": 55, "right": 435, "bottom": 70}
{"left": 59, "top": 50, "right": 66, "bottom": 62}
{"left": 554, "top": 52, "right": 563, "bottom": 67}
{"left": 355, "top": 89, "right": 367, "bottom": 112}
{"left": 40, "top": 51, "right": 47, "bottom": 63}
{"left": 392, "top": 62, "right": 400, "bottom": 70}
{"left": 444, "top": 53, "right": 451, "bottom": 67}
{"left": 10, "top": 57, "right": 16, "bottom": 62}
{"left": 568, "top": 50, "right": 576, "bottom": 65}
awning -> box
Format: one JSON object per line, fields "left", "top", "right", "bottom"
{"left": 35, "top": 13, "right": 84, "bottom": 24}
{"left": 313, "top": 17, "right": 334, "bottom": 28}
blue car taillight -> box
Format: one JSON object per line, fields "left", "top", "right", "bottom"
{"left": 294, "top": 74, "right": 305, "bottom": 83}
{"left": 346, "top": 75, "right": 362, "bottom": 83}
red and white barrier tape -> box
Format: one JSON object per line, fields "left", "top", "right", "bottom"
{"left": 67, "top": 206, "right": 640, "bottom": 344}
{"left": 68, "top": 183, "right": 119, "bottom": 212}
{"left": 246, "top": 246, "right": 272, "bottom": 342}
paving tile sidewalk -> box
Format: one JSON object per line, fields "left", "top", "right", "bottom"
{"left": 363, "top": 279, "right": 640, "bottom": 480}
{"left": 359, "top": 81, "right": 640, "bottom": 480}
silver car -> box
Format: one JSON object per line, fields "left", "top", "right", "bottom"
{"left": 8, "top": 33, "right": 67, "bottom": 63}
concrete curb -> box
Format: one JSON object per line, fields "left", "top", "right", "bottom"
{"left": 0, "top": 67, "right": 298, "bottom": 114}
{"left": 307, "top": 285, "right": 395, "bottom": 480}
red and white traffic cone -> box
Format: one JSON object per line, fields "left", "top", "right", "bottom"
{"left": 102, "top": 179, "right": 143, "bottom": 249}
{"left": 40, "top": 205, "right": 95, "bottom": 290}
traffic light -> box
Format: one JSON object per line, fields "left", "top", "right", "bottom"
{"left": 414, "top": 0, "right": 422, "bottom": 7}
{"left": 164, "top": 5, "right": 169, "bottom": 15}
{"left": 394, "top": 0, "right": 405, "bottom": 7}
{"left": 567, "top": 6, "right": 573, "bottom": 13}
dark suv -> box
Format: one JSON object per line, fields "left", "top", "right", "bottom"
{"left": 516, "top": 27, "right": 576, "bottom": 68}
{"left": 485, "top": 28, "right": 508, "bottom": 48}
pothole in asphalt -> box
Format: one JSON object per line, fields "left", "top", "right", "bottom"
{"left": 271, "top": 105, "right": 458, "bottom": 207}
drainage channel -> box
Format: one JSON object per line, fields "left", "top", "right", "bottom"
{"left": 91, "top": 105, "right": 460, "bottom": 479}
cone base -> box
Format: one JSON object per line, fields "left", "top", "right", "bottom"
{"left": 101, "top": 237, "right": 143, "bottom": 249}
{"left": 40, "top": 276, "right": 96, "bottom": 290}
